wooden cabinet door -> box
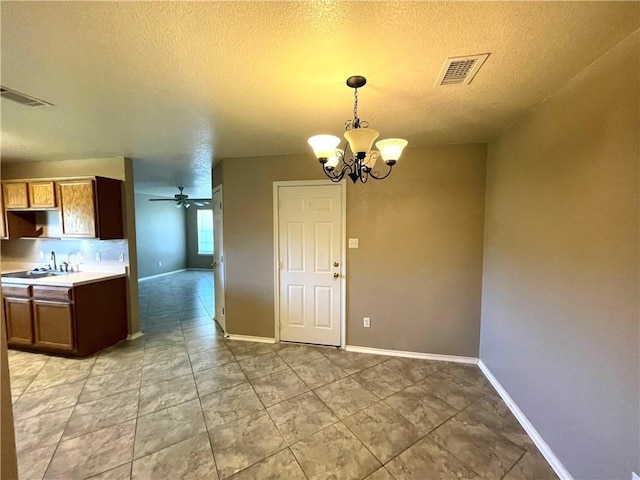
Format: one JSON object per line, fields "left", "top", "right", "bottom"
{"left": 33, "top": 300, "right": 75, "bottom": 351}
{"left": 28, "top": 181, "right": 56, "bottom": 208}
{"left": 3, "top": 182, "right": 29, "bottom": 209}
{"left": 4, "top": 297, "right": 33, "bottom": 345}
{"left": 58, "top": 179, "right": 97, "bottom": 237}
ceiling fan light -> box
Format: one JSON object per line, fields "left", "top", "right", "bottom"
{"left": 174, "top": 203, "right": 182, "bottom": 208}
{"left": 184, "top": 202, "right": 190, "bottom": 208}
{"left": 308, "top": 135, "right": 340, "bottom": 161}
{"left": 344, "top": 128, "right": 379, "bottom": 154}
{"left": 375, "top": 138, "right": 408, "bottom": 163}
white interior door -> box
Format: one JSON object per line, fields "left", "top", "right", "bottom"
{"left": 277, "top": 184, "right": 343, "bottom": 346}
{"left": 213, "top": 186, "right": 226, "bottom": 332}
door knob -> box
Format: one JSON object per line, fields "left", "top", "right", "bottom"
{"left": 213, "top": 262, "right": 217, "bottom": 268}
{"left": 333, "top": 262, "right": 340, "bottom": 267}
{"left": 333, "top": 272, "right": 339, "bottom": 278}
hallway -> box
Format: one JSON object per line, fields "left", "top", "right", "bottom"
{"left": 9, "top": 271, "right": 557, "bottom": 479}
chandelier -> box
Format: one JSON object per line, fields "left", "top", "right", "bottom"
{"left": 308, "top": 76, "right": 408, "bottom": 183}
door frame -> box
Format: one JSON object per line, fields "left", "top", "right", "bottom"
{"left": 212, "top": 184, "right": 226, "bottom": 333}
{"left": 273, "top": 180, "right": 347, "bottom": 348}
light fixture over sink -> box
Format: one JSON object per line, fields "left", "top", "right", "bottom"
{"left": 308, "top": 76, "right": 408, "bottom": 184}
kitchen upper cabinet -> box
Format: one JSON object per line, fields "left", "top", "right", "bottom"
{"left": 58, "top": 177, "right": 124, "bottom": 239}
{"left": 3, "top": 182, "right": 29, "bottom": 209}
{"left": 3, "top": 181, "right": 57, "bottom": 210}
{"left": 58, "top": 179, "right": 97, "bottom": 237}
{"left": 28, "top": 181, "right": 57, "bottom": 208}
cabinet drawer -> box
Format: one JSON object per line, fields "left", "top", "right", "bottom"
{"left": 2, "top": 285, "right": 32, "bottom": 298}
{"left": 32, "top": 286, "right": 73, "bottom": 302}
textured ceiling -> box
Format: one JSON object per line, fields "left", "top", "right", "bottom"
{"left": 1, "top": 1, "right": 638, "bottom": 197}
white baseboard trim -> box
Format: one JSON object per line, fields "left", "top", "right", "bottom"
{"left": 225, "top": 334, "right": 276, "bottom": 344}
{"left": 126, "top": 331, "right": 143, "bottom": 341}
{"left": 187, "top": 268, "right": 212, "bottom": 271}
{"left": 138, "top": 269, "right": 187, "bottom": 282}
{"left": 345, "top": 345, "right": 478, "bottom": 364}
{"left": 478, "top": 360, "right": 573, "bottom": 480}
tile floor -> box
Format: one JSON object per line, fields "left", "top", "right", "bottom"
{"left": 8, "top": 271, "right": 558, "bottom": 480}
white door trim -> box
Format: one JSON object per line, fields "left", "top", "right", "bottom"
{"left": 213, "top": 184, "right": 226, "bottom": 333}
{"left": 273, "top": 180, "right": 346, "bottom": 348}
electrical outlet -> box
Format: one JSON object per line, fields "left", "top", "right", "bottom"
{"left": 348, "top": 238, "right": 359, "bottom": 249}
{"left": 39, "top": 250, "right": 45, "bottom": 260}
{"left": 95, "top": 252, "right": 101, "bottom": 262}
{"left": 363, "top": 317, "right": 371, "bottom": 328}
{"left": 158, "top": 261, "right": 162, "bottom": 267}
{"left": 118, "top": 253, "right": 125, "bottom": 263}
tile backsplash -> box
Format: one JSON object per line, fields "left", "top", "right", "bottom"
{"left": 1, "top": 238, "right": 129, "bottom": 272}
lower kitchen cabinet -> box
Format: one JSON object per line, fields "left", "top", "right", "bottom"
{"left": 3, "top": 277, "right": 127, "bottom": 357}
{"left": 33, "top": 300, "right": 75, "bottom": 351}
{"left": 4, "top": 286, "right": 33, "bottom": 345}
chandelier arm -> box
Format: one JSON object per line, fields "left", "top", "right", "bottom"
{"left": 367, "top": 163, "right": 395, "bottom": 181}
{"left": 322, "top": 164, "right": 346, "bottom": 182}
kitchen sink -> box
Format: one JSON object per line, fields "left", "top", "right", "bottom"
{"left": 2, "top": 270, "right": 71, "bottom": 279}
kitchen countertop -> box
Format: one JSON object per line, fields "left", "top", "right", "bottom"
{"left": 1, "top": 269, "right": 127, "bottom": 287}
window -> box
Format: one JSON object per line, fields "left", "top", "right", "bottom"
{"left": 197, "top": 209, "right": 214, "bottom": 255}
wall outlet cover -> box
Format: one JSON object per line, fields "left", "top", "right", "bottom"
{"left": 363, "top": 317, "right": 371, "bottom": 328}
{"left": 39, "top": 250, "right": 45, "bottom": 260}
{"left": 348, "top": 238, "right": 359, "bottom": 249}
{"left": 158, "top": 261, "right": 162, "bottom": 267}
{"left": 118, "top": 253, "right": 125, "bottom": 263}
{"left": 95, "top": 252, "right": 101, "bottom": 262}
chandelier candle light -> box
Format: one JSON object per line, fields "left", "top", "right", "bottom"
{"left": 308, "top": 76, "right": 408, "bottom": 183}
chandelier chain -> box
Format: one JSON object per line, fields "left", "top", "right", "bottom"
{"left": 353, "top": 88, "right": 358, "bottom": 122}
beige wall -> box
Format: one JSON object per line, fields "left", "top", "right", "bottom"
{"left": 347, "top": 144, "right": 486, "bottom": 355}
{"left": 480, "top": 32, "right": 639, "bottom": 479}
{"left": 222, "top": 144, "right": 486, "bottom": 356}
{"left": 135, "top": 192, "right": 187, "bottom": 278}
{"left": 1, "top": 156, "right": 127, "bottom": 181}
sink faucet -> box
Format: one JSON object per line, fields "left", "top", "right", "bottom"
{"left": 50, "top": 251, "right": 56, "bottom": 270}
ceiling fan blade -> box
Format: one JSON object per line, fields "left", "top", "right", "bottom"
{"left": 149, "top": 199, "right": 174, "bottom": 202}
{"left": 189, "top": 201, "right": 207, "bottom": 207}
{"left": 188, "top": 198, "right": 211, "bottom": 202}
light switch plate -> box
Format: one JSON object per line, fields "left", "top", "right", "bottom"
{"left": 95, "top": 252, "right": 101, "bottom": 262}
{"left": 348, "top": 238, "right": 359, "bottom": 249}
{"left": 118, "top": 253, "right": 125, "bottom": 263}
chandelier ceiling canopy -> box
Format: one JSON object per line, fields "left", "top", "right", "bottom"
{"left": 308, "top": 76, "right": 408, "bottom": 184}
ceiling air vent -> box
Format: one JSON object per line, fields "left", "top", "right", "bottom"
{"left": 435, "top": 53, "right": 490, "bottom": 86}
{"left": 0, "top": 86, "right": 53, "bottom": 107}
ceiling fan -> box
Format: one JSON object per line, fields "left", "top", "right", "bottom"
{"left": 148, "top": 186, "right": 211, "bottom": 209}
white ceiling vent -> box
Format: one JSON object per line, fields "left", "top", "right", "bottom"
{"left": 435, "top": 53, "right": 490, "bottom": 86}
{"left": 1, "top": 86, "right": 53, "bottom": 107}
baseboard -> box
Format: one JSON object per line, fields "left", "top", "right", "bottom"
{"left": 187, "top": 268, "right": 212, "bottom": 271}
{"left": 225, "top": 334, "right": 276, "bottom": 344}
{"left": 138, "top": 269, "right": 186, "bottom": 282}
{"left": 126, "top": 331, "right": 144, "bottom": 341}
{"left": 345, "top": 345, "right": 478, "bottom": 364}
{"left": 478, "top": 360, "right": 573, "bottom": 480}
